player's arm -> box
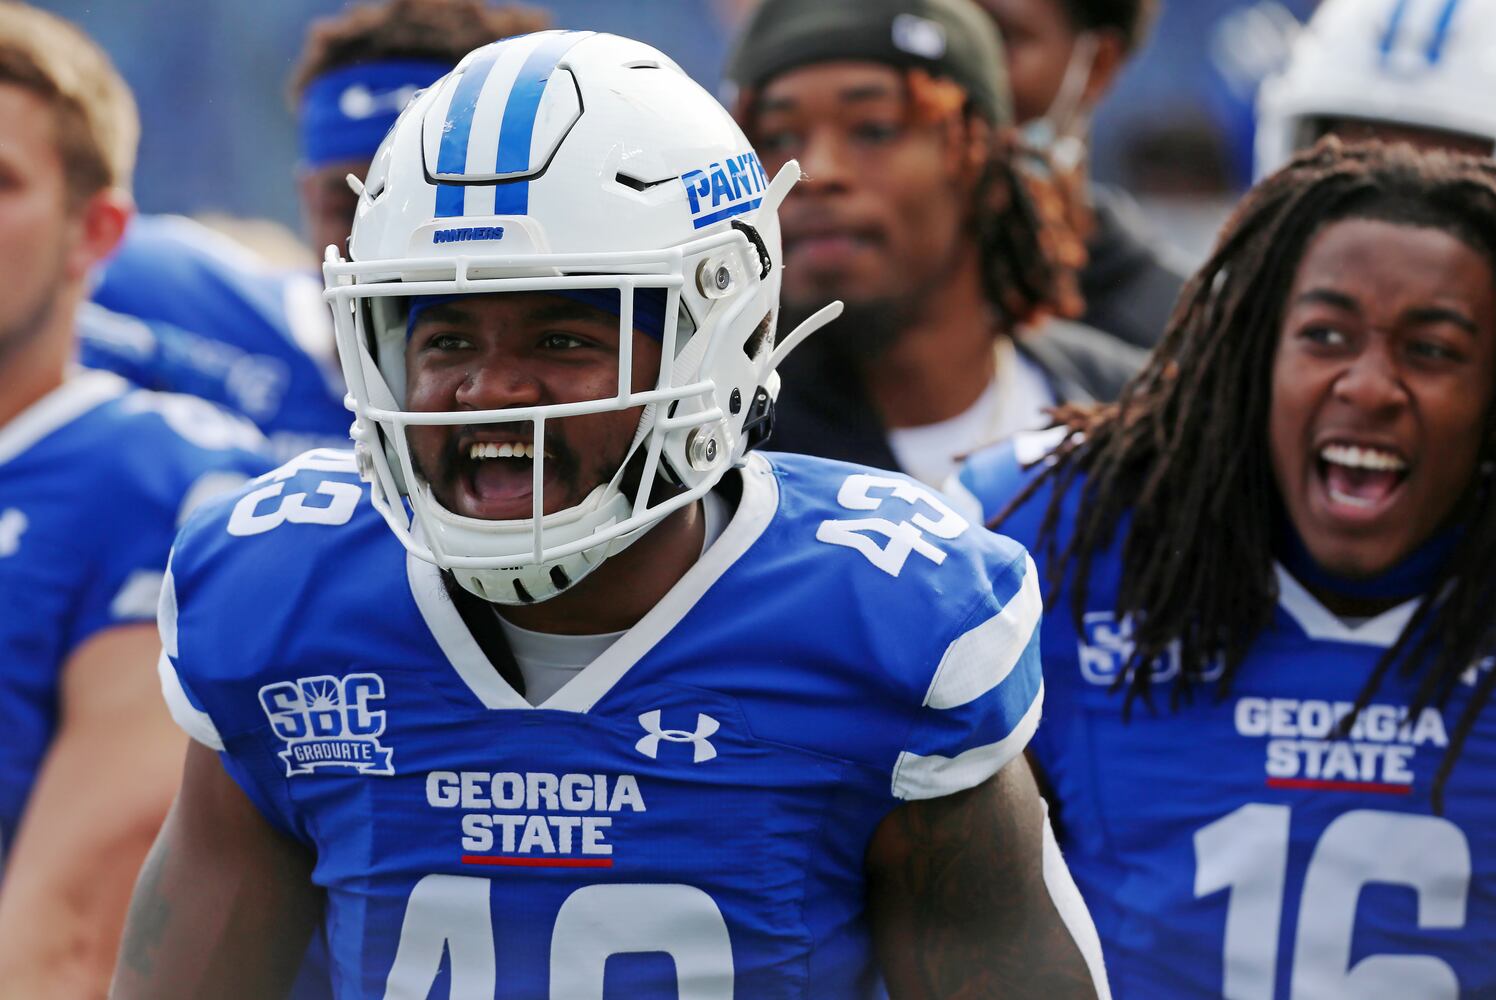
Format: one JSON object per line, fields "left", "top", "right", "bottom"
{"left": 0, "top": 624, "right": 183, "bottom": 999}
{"left": 109, "top": 739, "right": 320, "bottom": 1000}
{"left": 867, "top": 753, "right": 1108, "bottom": 1000}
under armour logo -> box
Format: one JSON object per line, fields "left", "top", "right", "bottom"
{"left": 0, "top": 508, "right": 27, "bottom": 557}
{"left": 635, "top": 710, "right": 719, "bottom": 763}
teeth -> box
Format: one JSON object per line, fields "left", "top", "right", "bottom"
{"left": 1320, "top": 443, "right": 1407, "bottom": 472}
{"left": 467, "top": 442, "right": 538, "bottom": 461}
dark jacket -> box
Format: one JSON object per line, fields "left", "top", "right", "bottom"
{"left": 766, "top": 317, "right": 1145, "bottom": 472}
{"left": 1079, "top": 184, "right": 1190, "bottom": 350}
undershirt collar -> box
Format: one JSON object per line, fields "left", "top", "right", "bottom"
{"left": 886, "top": 337, "right": 1054, "bottom": 486}
{"left": 496, "top": 490, "right": 730, "bottom": 705}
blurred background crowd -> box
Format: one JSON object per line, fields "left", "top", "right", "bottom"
{"left": 8, "top": 0, "right": 1496, "bottom": 996}
{"left": 41, "top": 0, "right": 1315, "bottom": 264}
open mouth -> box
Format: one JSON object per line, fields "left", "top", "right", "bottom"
{"left": 455, "top": 437, "right": 557, "bottom": 520}
{"left": 1316, "top": 441, "right": 1409, "bottom": 518}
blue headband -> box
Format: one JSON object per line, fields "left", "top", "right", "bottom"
{"left": 406, "top": 289, "right": 672, "bottom": 341}
{"left": 299, "top": 60, "right": 452, "bottom": 169}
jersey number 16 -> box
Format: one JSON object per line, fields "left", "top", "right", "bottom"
{"left": 1194, "top": 805, "right": 1469, "bottom": 999}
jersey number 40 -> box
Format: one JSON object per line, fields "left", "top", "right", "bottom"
{"left": 384, "top": 876, "right": 733, "bottom": 998}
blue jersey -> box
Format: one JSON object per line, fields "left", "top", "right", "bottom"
{"left": 0, "top": 369, "right": 271, "bottom": 866}
{"left": 89, "top": 215, "right": 351, "bottom": 460}
{"left": 160, "top": 450, "right": 1043, "bottom": 999}
{"left": 955, "top": 432, "right": 1496, "bottom": 1000}
{"left": 77, "top": 302, "right": 293, "bottom": 425}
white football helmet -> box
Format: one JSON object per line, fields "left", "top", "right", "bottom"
{"left": 1255, "top": 0, "right": 1496, "bottom": 178}
{"left": 324, "top": 30, "right": 839, "bottom": 605}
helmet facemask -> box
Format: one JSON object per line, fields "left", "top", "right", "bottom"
{"left": 328, "top": 231, "right": 782, "bottom": 604}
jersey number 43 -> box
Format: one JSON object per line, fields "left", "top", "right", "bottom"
{"left": 816, "top": 474, "right": 969, "bottom": 577}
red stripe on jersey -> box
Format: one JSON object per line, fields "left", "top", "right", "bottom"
{"left": 460, "top": 854, "right": 615, "bottom": 868}
{"left": 1266, "top": 777, "right": 1413, "bottom": 795}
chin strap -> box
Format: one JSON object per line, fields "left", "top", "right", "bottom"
{"left": 741, "top": 382, "right": 776, "bottom": 451}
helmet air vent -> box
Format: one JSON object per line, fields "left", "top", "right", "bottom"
{"left": 743, "top": 312, "right": 774, "bottom": 360}
{"left": 615, "top": 171, "right": 675, "bottom": 192}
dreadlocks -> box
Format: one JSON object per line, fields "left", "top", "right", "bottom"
{"left": 906, "top": 67, "right": 1088, "bottom": 329}
{"left": 978, "top": 121, "right": 1088, "bottom": 330}
{"left": 998, "top": 138, "right": 1496, "bottom": 812}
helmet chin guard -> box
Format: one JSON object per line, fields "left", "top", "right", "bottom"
{"left": 326, "top": 31, "right": 841, "bottom": 604}
{"left": 424, "top": 483, "right": 639, "bottom": 605}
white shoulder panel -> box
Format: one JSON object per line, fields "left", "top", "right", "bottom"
{"left": 891, "top": 687, "right": 1044, "bottom": 801}
{"left": 924, "top": 554, "right": 1041, "bottom": 710}
{"left": 157, "top": 651, "right": 224, "bottom": 751}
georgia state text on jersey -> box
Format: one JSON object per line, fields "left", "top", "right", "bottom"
{"left": 87, "top": 215, "right": 350, "bottom": 461}
{"left": 159, "top": 450, "right": 1043, "bottom": 998}
{"left": 0, "top": 370, "right": 270, "bottom": 869}
{"left": 953, "top": 432, "right": 1496, "bottom": 1000}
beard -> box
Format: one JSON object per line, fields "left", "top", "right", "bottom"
{"left": 404, "top": 412, "right": 679, "bottom": 520}
{"left": 407, "top": 420, "right": 587, "bottom": 516}
{"left": 776, "top": 292, "right": 916, "bottom": 370}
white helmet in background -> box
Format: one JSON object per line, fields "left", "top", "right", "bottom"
{"left": 1255, "top": 0, "right": 1496, "bottom": 179}
{"left": 324, "top": 30, "right": 838, "bottom": 605}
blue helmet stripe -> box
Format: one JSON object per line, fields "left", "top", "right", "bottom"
{"left": 1379, "top": 0, "right": 1413, "bottom": 62}
{"left": 435, "top": 182, "right": 466, "bottom": 218}
{"left": 491, "top": 31, "right": 589, "bottom": 217}
{"left": 433, "top": 46, "right": 505, "bottom": 218}
{"left": 692, "top": 197, "right": 763, "bottom": 231}
{"left": 1428, "top": 0, "right": 1462, "bottom": 62}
